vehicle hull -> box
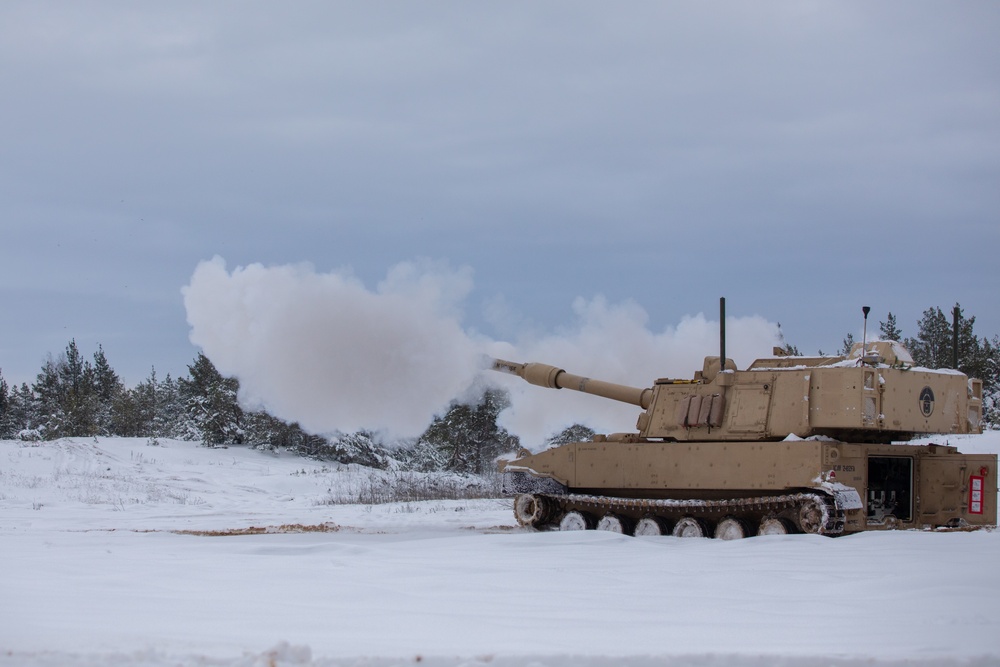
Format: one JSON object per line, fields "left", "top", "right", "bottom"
{"left": 503, "top": 439, "right": 997, "bottom": 535}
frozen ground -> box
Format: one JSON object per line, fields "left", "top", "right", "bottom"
{"left": 2, "top": 434, "right": 999, "bottom": 667}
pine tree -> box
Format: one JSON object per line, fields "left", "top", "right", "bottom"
{"left": 0, "top": 370, "right": 12, "bottom": 439}
{"left": 905, "top": 304, "right": 982, "bottom": 373}
{"left": 9, "top": 383, "right": 37, "bottom": 438}
{"left": 178, "top": 353, "right": 244, "bottom": 446}
{"left": 840, "top": 333, "right": 855, "bottom": 356}
{"left": 155, "top": 373, "right": 185, "bottom": 439}
{"left": 91, "top": 345, "right": 123, "bottom": 435}
{"left": 112, "top": 368, "right": 157, "bottom": 437}
{"left": 982, "top": 335, "right": 1000, "bottom": 429}
{"left": 904, "top": 307, "right": 952, "bottom": 369}
{"left": 110, "top": 388, "right": 139, "bottom": 437}
{"left": 33, "top": 356, "right": 65, "bottom": 438}
{"left": 879, "top": 313, "right": 902, "bottom": 341}
{"left": 416, "top": 388, "right": 519, "bottom": 474}
{"left": 60, "top": 339, "right": 99, "bottom": 436}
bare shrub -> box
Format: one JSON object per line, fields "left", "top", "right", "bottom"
{"left": 316, "top": 469, "right": 503, "bottom": 506}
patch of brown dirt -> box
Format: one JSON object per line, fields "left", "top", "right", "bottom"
{"left": 174, "top": 522, "right": 341, "bottom": 536}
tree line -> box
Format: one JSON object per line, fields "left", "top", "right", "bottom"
{"left": 1, "top": 303, "right": 997, "bottom": 470}
{"left": 0, "top": 343, "right": 520, "bottom": 474}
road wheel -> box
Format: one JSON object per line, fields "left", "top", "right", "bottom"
{"left": 634, "top": 515, "right": 671, "bottom": 536}
{"left": 758, "top": 517, "right": 795, "bottom": 535}
{"left": 672, "top": 516, "right": 709, "bottom": 538}
{"left": 559, "top": 510, "right": 595, "bottom": 531}
{"left": 596, "top": 513, "right": 633, "bottom": 535}
{"left": 714, "top": 516, "right": 753, "bottom": 540}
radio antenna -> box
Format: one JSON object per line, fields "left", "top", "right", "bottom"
{"left": 861, "top": 306, "right": 871, "bottom": 361}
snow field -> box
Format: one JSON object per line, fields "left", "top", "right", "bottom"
{"left": 2, "top": 436, "right": 999, "bottom": 666}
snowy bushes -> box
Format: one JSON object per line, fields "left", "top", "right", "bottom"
{"left": 314, "top": 467, "right": 503, "bottom": 505}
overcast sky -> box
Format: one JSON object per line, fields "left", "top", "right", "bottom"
{"left": 2, "top": 2, "right": 999, "bottom": 389}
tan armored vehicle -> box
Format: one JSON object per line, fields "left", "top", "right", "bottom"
{"left": 492, "top": 314, "right": 996, "bottom": 538}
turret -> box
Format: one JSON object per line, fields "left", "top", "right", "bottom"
{"left": 490, "top": 343, "right": 983, "bottom": 444}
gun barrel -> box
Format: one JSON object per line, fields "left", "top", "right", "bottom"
{"left": 490, "top": 358, "right": 652, "bottom": 409}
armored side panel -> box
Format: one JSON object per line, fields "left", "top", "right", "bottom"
{"left": 506, "top": 440, "right": 826, "bottom": 495}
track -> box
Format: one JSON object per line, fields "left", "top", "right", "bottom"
{"left": 513, "top": 490, "right": 846, "bottom": 536}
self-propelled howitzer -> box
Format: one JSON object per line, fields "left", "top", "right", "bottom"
{"left": 491, "top": 340, "right": 996, "bottom": 538}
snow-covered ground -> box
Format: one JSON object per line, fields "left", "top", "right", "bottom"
{"left": 2, "top": 434, "right": 999, "bottom": 667}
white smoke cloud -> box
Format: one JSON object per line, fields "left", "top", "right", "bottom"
{"left": 183, "top": 257, "right": 781, "bottom": 446}
{"left": 183, "top": 257, "right": 482, "bottom": 439}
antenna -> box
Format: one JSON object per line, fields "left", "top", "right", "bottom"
{"left": 953, "top": 305, "right": 960, "bottom": 370}
{"left": 862, "top": 306, "right": 871, "bottom": 359}
{"left": 720, "top": 296, "right": 726, "bottom": 370}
